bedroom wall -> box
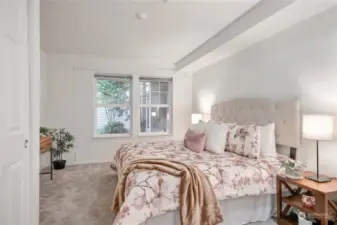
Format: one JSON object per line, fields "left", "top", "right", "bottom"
{"left": 192, "top": 7, "right": 337, "bottom": 177}
{"left": 44, "top": 54, "right": 192, "bottom": 165}
{"left": 40, "top": 50, "right": 48, "bottom": 126}
{"left": 40, "top": 50, "right": 50, "bottom": 169}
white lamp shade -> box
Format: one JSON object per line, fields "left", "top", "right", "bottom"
{"left": 302, "top": 114, "right": 334, "bottom": 140}
{"left": 191, "top": 114, "right": 202, "bottom": 124}
{"left": 202, "top": 114, "right": 211, "bottom": 122}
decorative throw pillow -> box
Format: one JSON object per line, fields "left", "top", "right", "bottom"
{"left": 204, "top": 123, "right": 230, "bottom": 154}
{"left": 226, "top": 124, "right": 261, "bottom": 159}
{"left": 184, "top": 129, "right": 206, "bottom": 153}
{"left": 260, "top": 123, "right": 277, "bottom": 157}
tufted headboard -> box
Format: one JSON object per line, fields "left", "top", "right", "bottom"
{"left": 211, "top": 98, "right": 301, "bottom": 159}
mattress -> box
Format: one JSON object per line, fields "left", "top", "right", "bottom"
{"left": 141, "top": 194, "right": 276, "bottom": 225}
{"left": 113, "top": 141, "right": 289, "bottom": 225}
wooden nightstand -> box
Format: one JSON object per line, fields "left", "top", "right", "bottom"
{"left": 277, "top": 171, "right": 337, "bottom": 225}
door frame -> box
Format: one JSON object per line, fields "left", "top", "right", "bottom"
{"left": 28, "top": 0, "right": 40, "bottom": 224}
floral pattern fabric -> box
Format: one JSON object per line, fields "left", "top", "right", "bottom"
{"left": 226, "top": 124, "right": 261, "bottom": 159}
{"left": 112, "top": 140, "right": 288, "bottom": 225}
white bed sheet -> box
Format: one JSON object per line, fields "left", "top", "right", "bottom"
{"left": 141, "top": 194, "right": 276, "bottom": 225}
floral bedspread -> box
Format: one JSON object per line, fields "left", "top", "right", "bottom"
{"left": 112, "top": 141, "right": 288, "bottom": 225}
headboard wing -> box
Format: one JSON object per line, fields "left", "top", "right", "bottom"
{"left": 211, "top": 98, "right": 301, "bottom": 150}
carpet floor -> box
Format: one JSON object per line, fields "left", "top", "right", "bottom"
{"left": 39, "top": 163, "right": 276, "bottom": 225}
{"left": 40, "top": 163, "right": 117, "bottom": 225}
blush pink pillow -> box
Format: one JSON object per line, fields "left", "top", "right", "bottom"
{"left": 184, "top": 129, "right": 206, "bottom": 153}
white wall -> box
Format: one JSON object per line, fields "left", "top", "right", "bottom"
{"left": 192, "top": 7, "right": 337, "bottom": 177}
{"left": 40, "top": 50, "right": 48, "bottom": 125}
{"left": 44, "top": 54, "right": 192, "bottom": 165}
{"left": 40, "top": 50, "right": 50, "bottom": 169}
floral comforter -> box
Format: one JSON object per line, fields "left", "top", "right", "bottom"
{"left": 112, "top": 141, "right": 288, "bottom": 225}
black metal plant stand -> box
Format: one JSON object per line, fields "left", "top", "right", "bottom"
{"left": 39, "top": 149, "right": 53, "bottom": 180}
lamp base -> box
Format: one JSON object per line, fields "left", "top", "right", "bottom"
{"left": 306, "top": 174, "right": 331, "bottom": 183}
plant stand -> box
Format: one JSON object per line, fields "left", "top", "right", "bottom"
{"left": 39, "top": 136, "right": 53, "bottom": 180}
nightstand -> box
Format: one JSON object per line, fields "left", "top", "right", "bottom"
{"left": 277, "top": 171, "right": 337, "bottom": 225}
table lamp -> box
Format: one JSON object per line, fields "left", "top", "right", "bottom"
{"left": 302, "top": 114, "right": 334, "bottom": 183}
{"left": 191, "top": 114, "right": 202, "bottom": 124}
{"left": 202, "top": 114, "right": 211, "bottom": 123}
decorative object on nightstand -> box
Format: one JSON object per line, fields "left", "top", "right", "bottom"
{"left": 302, "top": 114, "right": 334, "bottom": 183}
{"left": 280, "top": 159, "right": 306, "bottom": 180}
{"left": 277, "top": 171, "right": 337, "bottom": 225}
{"left": 298, "top": 212, "right": 313, "bottom": 225}
{"left": 191, "top": 114, "right": 202, "bottom": 124}
{"left": 301, "top": 191, "right": 316, "bottom": 208}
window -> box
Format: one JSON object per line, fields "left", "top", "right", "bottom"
{"left": 139, "top": 77, "right": 172, "bottom": 135}
{"left": 94, "top": 74, "right": 132, "bottom": 137}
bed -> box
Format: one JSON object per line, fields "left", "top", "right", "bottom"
{"left": 112, "top": 98, "right": 301, "bottom": 225}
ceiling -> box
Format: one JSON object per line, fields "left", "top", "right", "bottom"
{"left": 40, "top": 0, "right": 261, "bottom": 65}
{"left": 177, "top": 0, "right": 337, "bottom": 73}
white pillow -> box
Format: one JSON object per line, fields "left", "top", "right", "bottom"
{"left": 204, "top": 123, "right": 229, "bottom": 154}
{"left": 260, "top": 123, "right": 277, "bottom": 157}
{"left": 190, "top": 123, "right": 206, "bottom": 134}
{"left": 207, "top": 120, "right": 218, "bottom": 124}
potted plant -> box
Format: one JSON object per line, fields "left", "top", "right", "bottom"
{"left": 280, "top": 159, "right": 306, "bottom": 179}
{"left": 40, "top": 127, "right": 75, "bottom": 170}
{"left": 52, "top": 128, "right": 75, "bottom": 170}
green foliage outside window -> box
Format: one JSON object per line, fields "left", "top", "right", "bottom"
{"left": 96, "top": 79, "right": 130, "bottom": 134}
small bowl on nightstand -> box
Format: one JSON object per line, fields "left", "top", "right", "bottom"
{"left": 301, "top": 193, "right": 315, "bottom": 208}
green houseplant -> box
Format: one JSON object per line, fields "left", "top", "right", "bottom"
{"left": 40, "top": 127, "right": 75, "bottom": 170}
{"left": 280, "top": 159, "right": 305, "bottom": 179}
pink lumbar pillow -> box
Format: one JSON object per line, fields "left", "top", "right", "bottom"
{"left": 184, "top": 128, "right": 206, "bottom": 153}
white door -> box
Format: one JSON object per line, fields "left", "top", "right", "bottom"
{"left": 0, "top": 0, "right": 30, "bottom": 225}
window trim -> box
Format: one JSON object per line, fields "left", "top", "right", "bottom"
{"left": 138, "top": 77, "right": 173, "bottom": 136}
{"left": 93, "top": 74, "right": 133, "bottom": 138}
{"left": 138, "top": 132, "right": 171, "bottom": 137}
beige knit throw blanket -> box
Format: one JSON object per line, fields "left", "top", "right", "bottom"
{"left": 112, "top": 158, "right": 223, "bottom": 225}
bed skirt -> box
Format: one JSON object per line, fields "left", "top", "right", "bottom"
{"left": 140, "top": 194, "right": 276, "bottom": 225}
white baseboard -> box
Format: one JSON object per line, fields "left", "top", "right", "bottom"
{"left": 65, "top": 159, "right": 113, "bottom": 166}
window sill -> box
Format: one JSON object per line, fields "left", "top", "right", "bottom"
{"left": 138, "top": 132, "right": 172, "bottom": 137}
{"left": 93, "top": 134, "right": 131, "bottom": 139}
{"left": 93, "top": 132, "right": 173, "bottom": 138}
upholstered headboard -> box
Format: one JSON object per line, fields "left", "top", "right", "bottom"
{"left": 211, "top": 98, "right": 301, "bottom": 159}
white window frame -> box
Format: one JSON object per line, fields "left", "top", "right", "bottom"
{"left": 93, "top": 74, "right": 132, "bottom": 138}
{"left": 139, "top": 77, "right": 173, "bottom": 136}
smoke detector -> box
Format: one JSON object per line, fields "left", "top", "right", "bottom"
{"left": 136, "top": 12, "right": 147, "bottom": 20}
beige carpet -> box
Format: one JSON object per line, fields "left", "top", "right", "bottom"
{"left": 40, "top": 163, "right": 117, "bottom": 225}
{"left": 39, "top": 163, "right": 276, "bottom": 225}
